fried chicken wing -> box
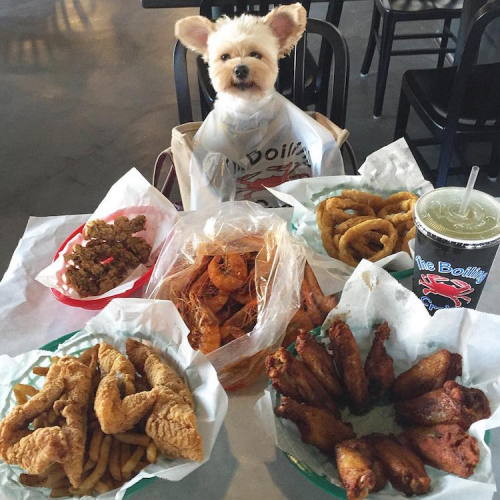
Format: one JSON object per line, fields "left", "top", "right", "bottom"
{"left": 265, "top": 347, "right": 339, "bottom": 415}
{"left": 391, "top": 349, "right": 462, "bottom": 401}
{"left": 94, "top": 343, "right": 158, "bottom": 434}
{"left": 328, "top": 320, "right": 369, "bottom": 414}
{"left": 401, "top": 424, "right": 480, "bottom": 478}
{"left": 274, "top": 397, "right": 354, "bottom": 456}
{"left": 295, "top": 332, "right": 343, "bottom": 399}
{"left": 0, "top": 357, "right": 93, "bottom": 488}
{"left": 395, "top": 381, "right": 491, "bottom": 429}
{"left": 335, "top": 438, "right": 386, "bottom": 500}
{"left": 364, "top": 322, "right": 394, "bottom": 399}
{"left": 125, "top": 339, "right": 202, "bottom": 461}
{"left": 368, "top": 433, "right": 431, "bottom": 496}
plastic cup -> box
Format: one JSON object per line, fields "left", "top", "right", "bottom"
{"left": 413, "top": 187, "right": 500, "bottom": 314}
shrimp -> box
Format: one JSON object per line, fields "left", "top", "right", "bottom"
{"left": 189, "top": 271, "right": 229, "bottom": 313}
{"left": 208, "top": 254, "right": 248, "bottom": 292}
{"left": 282, "top": 309, "right": 314, "bottom": 348}
{"left": 187, "top": 303, "right": 221, "bottom": 354}
{"left": 232, "top": 267, "right": 256, "bottom": 304}
{"left": 223, "top": 298, "right": 258, "bottom": 332}
{"left": 220, "top": 325, "right": 247, "bottom": 345}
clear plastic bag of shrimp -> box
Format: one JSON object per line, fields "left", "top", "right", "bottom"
{"left": 146, "top": 201, "right": 305, "bottom": 390}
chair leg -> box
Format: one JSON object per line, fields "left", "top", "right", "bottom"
{"left": 488, "top": 139, "right": 500, "bottom": 181}
{"left": 373, "top": 14, "right": 396, "bottom": 118}
{"left": 360, "top": 3, "right": 381, "bottom": 76}
{"left": 437, "top": 17, "right": 452, "bottom": 68}
{"left": 436, "top": 130, "right": 457, "bottom": 187}
{"left": 326, "top": 0, "right": 345, "bottom": 27}
{"left": 394, "top": 85, "right": 411, "bottom": 140}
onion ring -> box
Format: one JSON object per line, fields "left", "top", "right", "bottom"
{"left": 378, "top": 199, "right": 416, "bottom": 226}
{"left": 401, "top": 226, "right": 416, "bottom": 254}
{"left": 339, "top": 219, "right": 397, "bottom": 267}
{"left": 341, "top": 189, "right": 385, "bottom": 212}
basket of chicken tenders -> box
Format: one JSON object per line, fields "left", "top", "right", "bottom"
{"left": 268, "top": 138, "right": 434, "bottom": 293}
{"left": 257, "top": 259, "right": 500, "bottom": 500}
{"left": 0, "top": 298, "right": 228, "bottom": 499}
{"left": 146, "top": 201, "right": 306, "bottom": 390}
{"left": 36, "top": 169, "right": 178, "bottom": 309}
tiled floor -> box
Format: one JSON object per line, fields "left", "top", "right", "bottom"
{"left": 0, "top": 0, "right": 497, "bottom": 276}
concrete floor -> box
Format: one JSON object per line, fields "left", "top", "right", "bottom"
{"left": 0, "top": 0, "right": 497, "bottom": 276}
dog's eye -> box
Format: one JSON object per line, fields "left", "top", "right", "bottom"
{"left": 220, "top": 53, "right": 230, "bottom": 61}
{"left": 249, "top": 51, "right": 262, "bottom": 59}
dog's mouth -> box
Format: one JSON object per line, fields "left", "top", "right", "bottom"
{"left": 232, "top": 81, "right": 257, "bottom": 91}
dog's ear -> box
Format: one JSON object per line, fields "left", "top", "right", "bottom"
{"left": 263, "top": 3, "right": 307, "bottom": 57}
{"left": 175, "top": 16, "right": 215, "bottom": 56}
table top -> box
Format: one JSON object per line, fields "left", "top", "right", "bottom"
{"left": 1, "top": 213, "right": 499, "bottom": 499}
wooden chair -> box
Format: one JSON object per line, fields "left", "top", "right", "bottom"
{"left": 394, "top": 0, "right": 500, "bottom": 186}
{"left": 360, "top": 0, "right": 463, "bottom": 118}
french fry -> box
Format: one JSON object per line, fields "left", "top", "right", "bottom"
{"left": 14, "top": 384, "right": 38, "bottom": 397}
{"left": 109, "top": 438, "right": 122, "bottom": 482}
{"left": 19, "top": 473, "right": 45, "bottom": 487}
{"left": 120, "top": 442, "right": 131, "bottom": 468}
{"left": 32, "top": 366, "right": 49, "bottom": 376}
{"left": 124, "top": 379, "right": 136, "bottom": 396}
{"left": 49, "top": 488, "right": 70, "bottom": 498}
{"left": 13, "top": 389, "right": 27, "bottom": 405}
{"left": 146, "top": 441, "right": 158, "bottom": 463}
{"left": 78, "top": 435, "right": 111, "bottom": 490}
{"left": 83, "top": 458, "right": 96, "bottom": 473}
{"left": 114, "top": 432, "right": 151, "bottom": 447}
{"left": 47, "top": 408, "right": 57, "bottom": 425}
{"left": 95, "top": 478, "right": 115, "bottom": 494}
{"left": 89, "top": 428, "right": 104, "bottom": 462}
{"left": 121, "top": 446, "right": 145, "bottom": 478}
{"left": 132, "top": 461, "right": 149, "bottom": 475}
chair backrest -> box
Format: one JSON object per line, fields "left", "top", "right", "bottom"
{"left": 447, "top": 0, "right": 500, "bottom": 127}
{"left": 173, "top": 17, "right": 350, "bottom": 128}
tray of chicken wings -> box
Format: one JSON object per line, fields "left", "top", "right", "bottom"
{"left": 258, "top": 259, "right": 500, "bottom": 500}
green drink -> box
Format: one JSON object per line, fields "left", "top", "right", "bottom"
{"left": 413, "top": 187, "right": 500, "bottom": 313}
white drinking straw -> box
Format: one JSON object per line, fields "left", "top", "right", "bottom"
{"left": 459, "top": 165, "right": 480, "bottom": 215}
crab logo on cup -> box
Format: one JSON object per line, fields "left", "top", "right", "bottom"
{"left": 419, "top": 273, "right": 474, "bottom": 308}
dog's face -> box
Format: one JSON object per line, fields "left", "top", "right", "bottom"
{"left": 175, "top": 4, "right": 306, "bottom": 99}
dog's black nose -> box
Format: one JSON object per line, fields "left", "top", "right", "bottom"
{"left": 234, "top": 65, "right": 249, "bottom": 80}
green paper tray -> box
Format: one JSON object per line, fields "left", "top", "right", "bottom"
{"left": 40, "top": 331, "right": 157, "bottom": 498}
{"left": 279, "top": 328, "right": 491, "bottom": 498}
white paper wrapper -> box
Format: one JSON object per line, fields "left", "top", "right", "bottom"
{"left": 0, "top": 298, "right": 228, "bottom": 500}
{"left": 256, "top": 260, "right": 500, "bottom": 500}
{"left": 35, "top": 168, "right": 178, "bottom": 300}
{"left": 267, "top": 139, "right": 434, "bottom": 292}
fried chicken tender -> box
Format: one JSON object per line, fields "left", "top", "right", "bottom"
{"left": 0, "top": 357, "right": 93, "bottom": 488}
{"left": 125, "top": 339, "right": 202, "bottom": 461}
{"left": 328, "top": 320, "right": 369, "bottom": 414}
{"left": 395, "top": 381, "right": 491, "bottom": 429}
{"left": 368, "top": 433, "right": 431, "bottom": 496}
{"left": 335, "top": 438, "right": 386, "bottom": 500}
{"left": 265, "top": 348, "right": 339, "bottom": 415}
{"left": 391, "top": 349, "right": 462, "bottom": 401}
{"left": 275, "top": 397, "right": 354, "bottom": 456}
{"left": 401, "top": 424, "right": 480, "bottom": 478}
{"left": 295, "top": 332, "right": 343, "bottom": 399}
{"left": 95, "top": 343, "right": 158, "bottom": 434}
{"left": 364, "top": 322, "right": 394, "bottom": 400}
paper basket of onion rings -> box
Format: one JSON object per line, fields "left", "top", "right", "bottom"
{"left": 145, "top": 201, "right": 305, "bottom": 390}
{"left": 268, "top": 139, "right": 434, "bottom": 293}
